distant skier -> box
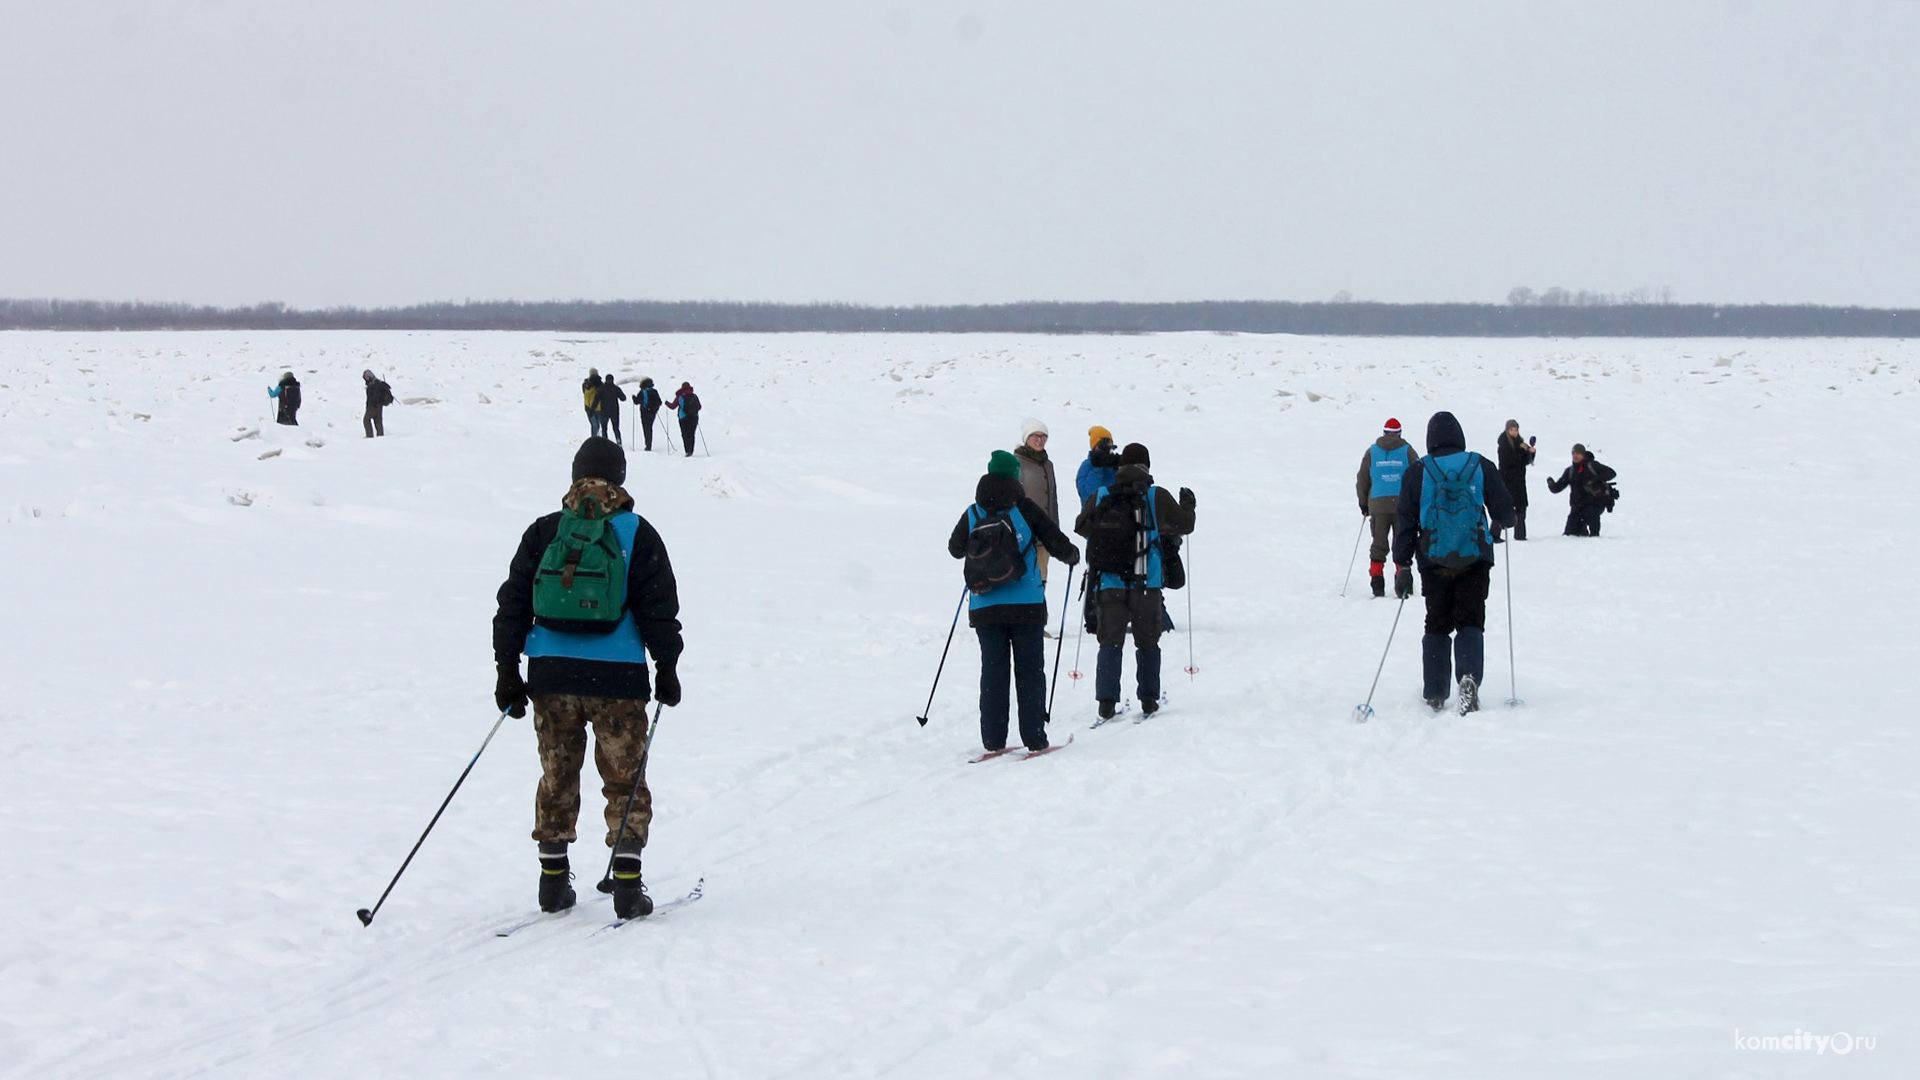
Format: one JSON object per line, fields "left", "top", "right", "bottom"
{"left": 492, "top": 436, "right": 683, "bottom": 920}
{"left": 582, "top": 369, "right": 604, "bottom": 438}
{"left": 667, "top": 382, "right": 701, "bottom": 457}
{"left": 948, "top": 450, "right": 1080, "bottom": 753}
{"left": 1356, "top": 418, "right": 1419, "bottom": 598}
{"left": 1546, "top": 444, "right": 1618, "bottom": 538}
{"left": 598, "top": 374, "right": 627, "bottom": 446}
{"left": 1494, "top": 420, "right": 1536, "bottom": 540}
{"left": 635, "top": 377, "right": 663, "bottom": 451}
{"left": 1074, "top": 443, "right": 1196, "bottom": 719}
{"left": 362, "top": 369, "right": 393, "bottom": 438}
{"left": 1075, "top": 425, "right": 1120, "bottom": 505}
{"left": 1013, "top": 420, "right": 1061, "bottom": 590}
{"left": 1393, "top": 411, "right": 1516, "bottom": 713}
{"left": 269, "top": 372, "right": 301, "bottom": 426}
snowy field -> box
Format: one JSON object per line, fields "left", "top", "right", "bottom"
{"left": 2, "top": 330, "right": 1916, "bottom": 1079}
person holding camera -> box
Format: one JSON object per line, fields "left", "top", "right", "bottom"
{"left": 1547, "top": 444, "right": 1617, "bottom": 537}
{"left": 1494, "top": 419, "right": 1536, "bottom": 540}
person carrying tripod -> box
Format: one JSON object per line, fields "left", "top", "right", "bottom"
{"left": 1393, "top": 412, "right": 1515, "bottom": 714}
{"left": 492, "top": 436, "right": 684, "bottom": 919}
{"left": 1074, "top": 443, "right": 1196, "bottom": 719}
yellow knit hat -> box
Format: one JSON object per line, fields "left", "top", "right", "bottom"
{"left": 1088, "top": 425, "right": 1113, "bottom": 449}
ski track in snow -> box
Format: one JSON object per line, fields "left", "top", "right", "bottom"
{"left": 2, "top": 332, "right": 1917, "bottom": 1078}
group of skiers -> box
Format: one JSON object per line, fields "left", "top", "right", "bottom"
{"left": 266, "top": 370, "right": 394, "bottom": 437}
{"left": 581, "top": 369, "right": 702, "bottom": 457}
{"left": 1355, "top": 412, "right": 1621, "bottom": 713}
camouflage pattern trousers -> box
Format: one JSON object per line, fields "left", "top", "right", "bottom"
{"left": 530, "top": 694, "right": 652, "bottom": 849}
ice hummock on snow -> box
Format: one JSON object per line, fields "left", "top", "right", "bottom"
{"left": 1, "top": 332, "right": 1916, "bottom": 1078}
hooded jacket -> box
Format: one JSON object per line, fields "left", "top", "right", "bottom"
{"left": 1356, "top": 433, "right": 1420, "bottom": 514}
{"left": 1076, "top": 444, "right": 1121, "bottom": 504}
{"left": 1393, "top": 412, "right": 1517, "bottom": 570}
{"left": 1496, "top": 431, "right": 1535, "bottom": 506}
{"left": 947, "top": 473, "right": 1078, "bottom": 626}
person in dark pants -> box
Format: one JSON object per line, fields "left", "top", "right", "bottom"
{"left": 598, "top": 374, "right": 627, "bottom": 446}
{"left": 1494, "top": 419, "right": 1535, "bottom": 540}
{"left": 947, "top": 450, "right": 1080, "bottom": 752}
{"left": 362, "top": 369, "right": 393, "bottom": 437}
{"left": 1546, "top": 444, "right": 1617, "bottom": 537}
{"left": 1073, "top": 443, "right": 1196, "bottom": 719}
{"left": 635, "top": 378, "right": 663, "bottom": 451}
{"left": 582, "top": 369, "right": 604, "bottom": 438}
{"left": 269, "top": 372, "right": 301, "bottom": 425}
{"left": 667, "top": 382, "right": 701, "bottom": 457}
{"left": 1356, "top": 417, "right": 1419, "bottom": 597}
{"left": 492, "top": 437, "right": 684, "bottom": 920}
{"left": 1394, "top": 412, "right": 1516, "bottom": 713}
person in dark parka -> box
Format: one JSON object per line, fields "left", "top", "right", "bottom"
{"left": 667, "top": 382, "right": 701, "bottom": 457}
{"left": 1073, "top": 443, "right": 1196, "bottom": 719}
{"left": 947, "top": 450, "right": 1080, "bottom": 752}
{"left": 635, "top": 377, "right": 663, "bottom": 451}
{"left": 1494, "top": 419, "right": 1536, "bottom": 540}
{"left": 362, "top": 369, "right": 393, "bottom": 438}
{"left": 493, "top": 436, "right": 684, "bottom": 919}
{"left": 1546, "top": 444, "right": 1617, "bottom": 537}
{"left": 270, "top": 372, "right": 301, "bottom": 425}
{"left": 598, "top": 374, "right": 628, "bottom": 446}
{"left": 1394, "top": 412, "right": 1516, "bottom": 713}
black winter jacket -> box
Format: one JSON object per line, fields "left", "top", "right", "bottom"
{"left": 1495, "top": 432, "right": 1534, "bottom": 506}
{"left": 493, "top": 505, "right": 684, "bottom": 699}
{"left": 1393, "top": 412, "right": 1517, "bottom": 570}
{"left": 1547, "top": 459, "right": 1617, "bottom": 507}
{"left": 597, "top": 380, "right": 628, "bottom": 417}
{"left": 947, "top": 473, "right": 1079, "bottom": 626}
{"left": 365, "top": 378, "right": 393, "bottom": 409}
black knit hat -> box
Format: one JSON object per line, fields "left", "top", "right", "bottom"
{"left": 1572, "top": 443, "right": 1588, "bottom": 457}
{"left": 572, "top": 436, "right": 627, "bottom": 485}
{"left": 1119, "top": 442, "right": 1151, "bottom": 468}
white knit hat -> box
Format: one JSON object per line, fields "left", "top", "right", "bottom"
{"left": 1020, "top": 418, "right": 1049, "bottom": 442}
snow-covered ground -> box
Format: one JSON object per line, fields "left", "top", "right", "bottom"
{"left": 2, "top": 331, "right": 1916, "bottom": 1078}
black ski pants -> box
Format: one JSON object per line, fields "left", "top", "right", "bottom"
{"left": 363, "top": 406, "right": 384, "bottom": 438}
{"left": 679, "top": 416, "right": 698, "bottom": 457}
{"left": 976, "top": 623, "right": 1048, "bottom": 751}
{"left": 640, "top": 407, "right": 660, "bottom": 450}
{"left": 1564, "top": 504, "right": 1603, "bottom": 537}
{"left": 1420, "top": 563, "right": 1491, "bottom": 700}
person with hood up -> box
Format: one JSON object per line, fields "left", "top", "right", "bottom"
{"left": 947, "top": 450, "right": 1080, "bottom": 753}
{"left": 666, "top": 382, "right": 701, "bottom": 457}
{"left": 269, "top": 372, "right": 302, "bottom": 425}
{"left": 1012, "top": 420, "right": 1060, "bottom": 590}
{"left": 492, "top": 436, "right": 684, "bottom": 920}
{"left": 582, "top": 369, "right": 604, "bottom": 438}
{"left": 1494, "top": 419, "right": 1536, "bottom": 540}
{"left": 1074, "top": 443, "right": 1196, "bottom": 720}
{"left": 1546, "top": 444, "right": 1617, "bottom": 537}
{"left": 1075, "top": 425, "right": 1121, "bottom": 505}
{"left": 1393, "top": 412, "right": 1516, "bottom": 714}
{"left": 598, "top": 373, "right": 628, "bottom": 446}
{"left": 1356, "top": 418, "right": 1419, "bottom": 598}
{"left": 362, "top": 369, "right": 394, "bottom": 438}
{"left": 635, "top": 377, "right": 663, "bottom": 451}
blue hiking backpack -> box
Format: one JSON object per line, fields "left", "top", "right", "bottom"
{"left": 1417, "top": 452, "right": 1493, "bottom": 569}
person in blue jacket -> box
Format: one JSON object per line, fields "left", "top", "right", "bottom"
{"left": 1074, "top": 443, "right": 1196, "bottom": 720}
{"left": 947, "top": 450, "right": 1080, "bottom": 753}
{"left": 493, "top": 436, "right": 683, "bottom": 919}
{"left": 1076, "top": 425, "right": 1121, "bottom": 505}
{"left": 1393, "top": 412, "right": 1516, "bottom": 713}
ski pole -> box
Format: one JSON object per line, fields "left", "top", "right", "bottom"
{"left": 1045, "top": 564, "right": 1075, "bottom": 720}
{"left": 698, "top": 425, "right": 711, "bottom": 456}
{"left": 1352, "top": 596, "right": 1407, "bottom": 723}
{"left": 1068, "top": 573, "right": 1088, "bottom": 681}
{"left": 916, "top": 585, "right": 969, "bottom": 726}
{"left": 1339, "top": 516, "right": 1367, "bottom": 597}
{"left": 596, "top": 701, "right": 666, "bottom": 893}
{"left": 1504, "top": 542, "right": 1523, "bottom": 708}
{"left": 356, "top": 709, "right": 513, "bottom": 926}
{"left": 1184, "top": 534, "right": 1197, "bottom": 678}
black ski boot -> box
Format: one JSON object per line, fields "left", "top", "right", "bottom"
{"left": 537, "top": 841, "right": 576, "bottom": 913}
{"left": 1098, "top": 700, "right": 1117, "bottom": 720}
{"left": 1141, "top": 696, "right": 1160, "bottom": 717}
{"left": 1425, "top": 697, "right": 1447, "bottom": 713}
{"left": 1457, "top": 675, "right": 1480, "bottom": 715}
{"left": 610, "top": 847, "right": 653, "bottom": 920}
{"left": 1369, "top": 573, "right": 1385, "bottom": 598}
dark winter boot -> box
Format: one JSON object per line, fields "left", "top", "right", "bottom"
{"left": 1457, "top": 674, "right": 1480, "bottom": 714}
{"left": 1421, "top": 633, "right": 1451, "bottom": 705}
{"left": 1453, "top": 627, "right": 1485, "bottom": 688}
{"left": 610, "top": 845, "right": 652, "bottom": 920}
{"left": 1098, "top": 699, "right": 1118, "bottom": 720}
{"left": 537, "top": 841, "right": 575, "bottom": 913}
{"left": 1370, "top": 573, "right": 1386, "bottom": 598}
{"left": 1095, "top": 645, "right": 1123, "bottom": 705}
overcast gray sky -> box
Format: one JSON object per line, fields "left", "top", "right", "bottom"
{"left": 2, "top": 1, "right": 1916, "bottom": 308}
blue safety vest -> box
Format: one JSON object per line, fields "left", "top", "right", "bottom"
{"left": 1368, "top": 443, "right": 1413, "bottom": 499}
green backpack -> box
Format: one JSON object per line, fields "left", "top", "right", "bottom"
{"left": 532, "top": 497, "right": 629, "bottom": 633}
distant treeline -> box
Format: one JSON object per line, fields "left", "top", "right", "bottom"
{"left": 2, "top": 297, "right": 1916, "bottom": 337}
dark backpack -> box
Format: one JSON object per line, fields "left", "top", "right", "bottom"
{"left": 1085, "top": 483, "right": 1152, "bottom": 582}
{"left": 680, "top": 392, "right": 701, "bottom": 418}
{"left": 963, "top": 509, "right": 1030, "bottom": 594}
{"left": 375, "top": 380, "right": 394, "bottom": 407}
{"left": 1417, "top": 454, "right": 1493, "bottom": 569}
{"left": 532, "top": 496, "right": 629, "bottom": 633}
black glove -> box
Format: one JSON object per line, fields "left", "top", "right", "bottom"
{"left": 495, "top": 663, "right": 528, "bottom": 718}
{"left": 654, "top": 664, "right": 682, "bottom": 707}
{"left": 1179, "top": 487, "right": 1197, "bottom": 511}
{"left": 1060, "top": 545, "right": 1081, "bottom": 568}
{"left": 1393, "top": 565, "right": 1414, "bottom": 600}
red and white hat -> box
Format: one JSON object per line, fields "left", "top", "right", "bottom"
{"left": 1383, "top": 418, "right": 1402, "bottom": 434}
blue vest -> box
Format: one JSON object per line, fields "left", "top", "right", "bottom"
{"left": 1417, "top": 452, "right": 1493, "bottom": 568}
{"left": 1091, "top": 485, "right": 1165, "bottom": 591}
{"left": 966, "top": 505, "right": 1043, "bottom": 610}
{"left": 1368, "top": 444, "right": 1412, "bottom": 499}
{"left": 525, "top": 511, "right": 648, "bottom": 665}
